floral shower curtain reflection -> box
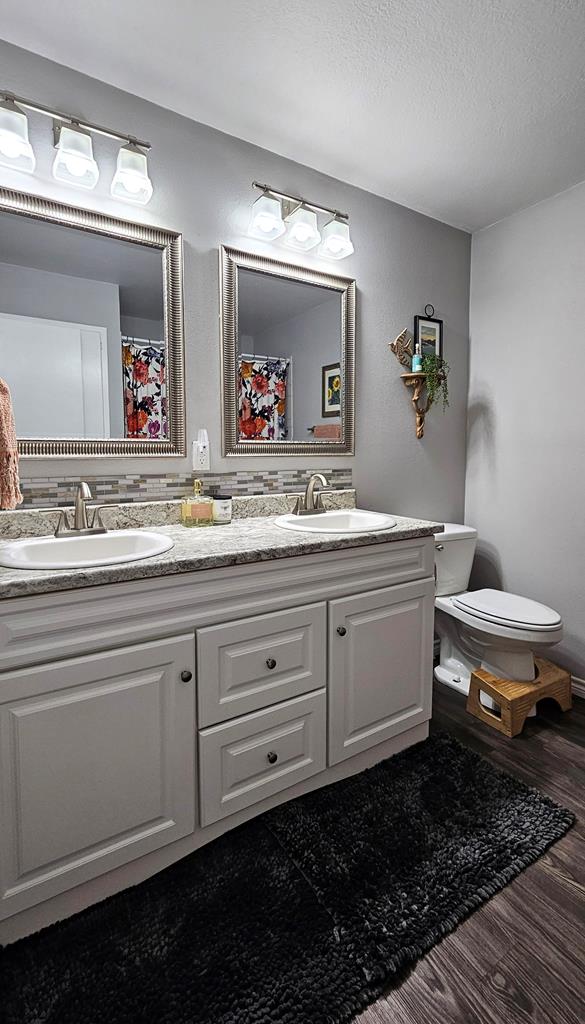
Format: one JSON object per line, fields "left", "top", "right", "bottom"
{"left": 238, "top": 356, "right": 290, "bottom": 441}
{"left": 122, "top": 339, "right": 167, "bottom": 439}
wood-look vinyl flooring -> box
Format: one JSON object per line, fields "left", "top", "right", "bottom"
{"left": 357, "top": 684, "right": 585, "bottom": 1024}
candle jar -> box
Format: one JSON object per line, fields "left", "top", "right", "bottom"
{"left": 213, "top": 494, "right": 232, "bottom": 525}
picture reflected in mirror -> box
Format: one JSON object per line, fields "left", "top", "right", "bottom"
{"left": 0, "top": 209, "right": 167, "bottom": 441}
{"left": 237, "top": 268, "right": 342, "bottom": 443}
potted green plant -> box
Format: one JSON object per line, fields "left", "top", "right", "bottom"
{"left": 421, "top": 353, "right": 450, "bottom": 411}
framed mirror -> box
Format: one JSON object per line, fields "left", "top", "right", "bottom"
{"left": 0, "top": 187, "right": 185, "bottom": 457}
{"left": 220, "top": 246, "right": 355, "bottom": 456}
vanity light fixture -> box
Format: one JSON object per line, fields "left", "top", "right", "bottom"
{"left": 53, "top": 123, "right": 99, "bottom": 189}
{"left": 250, "top": 182, "right": 354, "bottom": 259}
{"left": 283, "top": 205, "right": 321, "bottom": 252}
{"left": 111, "top": 142, "right": 153, "bottom": 205}
{"left": 248, "top": 190, "right": 285, "bottom": 240}
{"left": 318, "top": 215, "right": 354, "bottom": 260}
{"left": 0, "top": 97, "right": 36, "bottom": 173}
{"left": 0, "top": 90, "right": 153, "bottom": 204}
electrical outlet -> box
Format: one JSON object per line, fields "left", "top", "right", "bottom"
{"left": 193, "top": 429, "right": 210, "bottom": 471}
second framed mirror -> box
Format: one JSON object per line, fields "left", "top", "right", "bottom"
{"left": 220, "top": 246, "right": 355, "bottom": 456}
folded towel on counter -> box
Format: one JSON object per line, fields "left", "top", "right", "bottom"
{"left": 0, "top": 378, "right": 23, "bottom": 510}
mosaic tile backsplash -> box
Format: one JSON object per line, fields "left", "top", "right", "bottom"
{"left": 18, "top": 468, "right": 353, "bottom": 508}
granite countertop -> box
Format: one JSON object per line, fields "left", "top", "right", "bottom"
{"left": 0, "top": 514, "right": 442, "bottom": 600}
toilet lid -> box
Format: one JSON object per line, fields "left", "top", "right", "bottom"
{"left": 453, "top": 589, "right": 562, "bottom": 630}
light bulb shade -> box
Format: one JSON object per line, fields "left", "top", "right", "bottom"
{"left": 0, "top": 99, "right": 35, "bottom": 173}
{"left": 111, "top": 143, "right": 153, "bottom": 205}
{"left": 318, "top": 217, "right": 354, "bottom": 259}
{"left": 52, "top": 124, "right": 99, "bottom": 189}
{"left": 248, "top": 193, "right": 285, "bottom": 240}
{"left": 284, "top": 206, "right": 321, "bottom": 251}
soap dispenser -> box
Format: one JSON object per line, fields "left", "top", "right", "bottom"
{"left": 181, "top": 478, "right": 213, "bottom": 527}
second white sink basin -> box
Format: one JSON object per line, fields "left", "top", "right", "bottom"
{"left": 0, "top": 530, "right": 175, "bottom": 570}
{"left": 275, "top": 509, "right": 397, "bottom": 534}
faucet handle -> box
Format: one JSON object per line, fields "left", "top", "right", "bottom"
{"left": 89, "top": 505, "right": 109, "bottom": 531}
{"left": 315, "top": 491, "right": 330, "bottom": 511}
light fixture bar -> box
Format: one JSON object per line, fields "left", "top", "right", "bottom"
{"left": 1, "top": 90, "right": 151, "bottom": 151}
{"left": 252, "top": 181, "right": 348, "bottom": 221}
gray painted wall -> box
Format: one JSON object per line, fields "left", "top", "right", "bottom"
{"left": 0, "top": 262, "right": 124, "bottom": 435}
{"left": 467, "top": 180, "right": 585, "bottom": 680}
{"left": 0, "top": 40, "right": 470, "bottom": 521}
{"left": 120, "top": 316, "right": 164, "bottom": 342}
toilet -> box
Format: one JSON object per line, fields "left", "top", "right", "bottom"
{"left": 433, "top": 523, "right": 563, "bottom": 696}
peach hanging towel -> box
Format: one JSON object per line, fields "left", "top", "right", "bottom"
{"left": 0, "top": 378, "right": 23, "bottom": 510}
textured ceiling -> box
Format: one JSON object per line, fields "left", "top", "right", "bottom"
{"left": 1, "top": 0, "right": 585, "bottom": 231}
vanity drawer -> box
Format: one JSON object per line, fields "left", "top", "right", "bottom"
{"left": 199, "top": 689, "right": 326, "bottom": 825}
{"left": 197, "top": 603, "right": 326, "bottom": 726}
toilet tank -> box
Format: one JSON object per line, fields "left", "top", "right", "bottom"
{"left": 434, "top": 523, "right": 478, "bottom": 596}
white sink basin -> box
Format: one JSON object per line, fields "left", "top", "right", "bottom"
{"left": 274, "top": 509, "right": 397, "bottom": 534}
{"left": 0, "top": 530, "right": 174, "bottom": 570}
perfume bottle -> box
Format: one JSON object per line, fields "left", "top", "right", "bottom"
{"left": 181, "top": 478, "right": 213, "bottom": 527}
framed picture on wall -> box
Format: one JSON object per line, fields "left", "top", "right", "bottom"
{"left": 414, "top": 315, "right": 443, "bottom": 359}
{"left": 321, "top": 362, "right": 341, "bottom": 418}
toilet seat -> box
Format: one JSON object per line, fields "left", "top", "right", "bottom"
{"left": 452, "top": 589, "right": 562, "bottom": 632}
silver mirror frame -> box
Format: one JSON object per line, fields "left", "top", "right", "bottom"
{"left": 0, "top": 186, "right": 185, "bottom": 457}
{"left": 220, "top": 245, "right": 355, "bottom": 456}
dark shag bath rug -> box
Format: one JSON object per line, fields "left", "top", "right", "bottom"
{"left": 0, "top": 733, "right": 574, "bottom": 1024}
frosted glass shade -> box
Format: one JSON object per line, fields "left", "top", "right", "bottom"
{"left": 318, "top": 217, "right": 354, "bottom": 259}
{"left": 52, "top": 124, "right": 99, "bottom": 189}
{"left": 111, "top": 143, "right": 153, "bottom": 205}
{"left": 284, "top": 206, "right": 321, "bottom": 251}
{"left": 248, "top": 193, "right": 285, "bottom": 240}
{"left": 0, "top": 99, "right": 35, "bottom": 173}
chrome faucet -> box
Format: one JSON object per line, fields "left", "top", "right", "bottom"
{"left": 292, "top": 473, "right": 331, "bottom": 516}
{"left": 53, "top": 483, "right": 108, "bottom": 537}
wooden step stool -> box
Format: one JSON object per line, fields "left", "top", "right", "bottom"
{"left": 467, "top": 657, "right": 572, "bottom": 737}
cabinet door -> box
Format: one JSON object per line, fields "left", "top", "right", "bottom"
{"left": 328, "top": 580, "right": 434, "bottom": 765}
{"left": 0, "top": 634, "right": 195, "bottom": 920}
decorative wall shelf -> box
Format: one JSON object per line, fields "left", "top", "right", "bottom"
{"left": 389, "top": 327, "right": 448, "bottom": 438}
{"left": 400, "top": 373, "right": 432, "bottom": 439}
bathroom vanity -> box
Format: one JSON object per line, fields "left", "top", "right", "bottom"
{"left": 0, "top": 513, "right": 439, "bottom": 942}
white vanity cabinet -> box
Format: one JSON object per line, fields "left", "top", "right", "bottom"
{"left": 0, "top": 634, "right": 196, "bottom": 919}
{"left": 0, "top": 536, "right": 435, "bottom": 941}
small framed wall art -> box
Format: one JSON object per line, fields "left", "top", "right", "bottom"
{"left": 321, "top": 362, "right": 341, "bottom": 418}
{"left": 414, "top": 305, "right": 443, "bottom": 360}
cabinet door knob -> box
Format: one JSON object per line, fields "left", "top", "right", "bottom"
{"left": 267, "top": 751, "right": 278, "bottom": 764}
{"left": 266, "top": 657, "right": 277, "bottom": 670}
{"left": 336, "top": 626, "right": 347, "bottom": 637}
{"left": 180, "top": 670, "right": 193, "bottom": 682}
{"left": 436, "top": 544, "right": 444, "bottom": 552}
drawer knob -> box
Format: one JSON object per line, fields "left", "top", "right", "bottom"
{"left": 436, "top": 544, "right": 444, "bottom": 552}
{"left": 180, "top": 670, "right": 193, "bottom": 682}
{"left": 267, "top": 751, "right": 278, "bottom": 764}
{"left": 336, "top": 626, "right": 347, "bottom": 637}
{"left": 266, "top": 657, "right": 277, "bottom": 670}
